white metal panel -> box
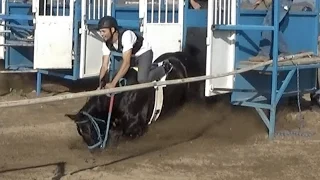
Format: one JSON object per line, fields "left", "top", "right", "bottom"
{"left": 0, "top": 0, "right": 6, "bottom": 59}
{"left": 80, "top": 30, "right": 104, "bottom": 78}
{"left": 79, "top": 0, "right": 111, "bottom": 78}
{"left": 205, "top": 0, "right": 236, "bottom": 97}
{"left": 33, "top": 0, "right": 74, "bottom": 69}
{"left": 140, "top": 0, "right": 184, "bottom": 61}
{"left": 143, "top": 24, "right": 182, "bottom": 62}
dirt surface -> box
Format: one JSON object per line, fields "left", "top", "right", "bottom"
{"left": 1, "top": 72, "right": 320, "bottom": 180}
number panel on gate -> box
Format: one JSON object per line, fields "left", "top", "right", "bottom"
{"left": 33, "top": 0, "right": 74, "bottom": 69}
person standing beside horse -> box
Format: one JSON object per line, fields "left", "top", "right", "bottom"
{"left": 97, "top": 16, "right": 173, "bottom": 89}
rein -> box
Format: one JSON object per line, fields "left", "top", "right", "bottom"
{"left": 75, "top": 78, "right": 126, "bottom": 150}
{"left": 75, "top": 96, "right": 115, "bottom": 150}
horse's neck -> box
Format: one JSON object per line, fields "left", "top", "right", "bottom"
{"left": 82, "top": 96, "right": 109, "bottom": 117}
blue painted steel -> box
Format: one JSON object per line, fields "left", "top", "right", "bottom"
{"left": 216, "top": 25, "right": 274, "bottom": 31}
{"left": 269, "top": 1, "right": 280, "bottom": 138}
{"left": 36, "top": 71, "right": 41, "bottom": 96}
{"left": 232, "top": 10, "right": 319, "bottom": 105}
{"left": 228, "top": 0, "right": 320, "bottom": 139}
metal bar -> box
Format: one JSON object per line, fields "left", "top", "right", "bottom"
{"left": 227, "top": 0, "right": 231, "bottom": 24}
{"left": 0, "top": 70, "right": 38, "bottom": 73}
{"left": 151, "top": 0, "right": 154, "bottom": 23}
{"left": 165, "top": 0, "right": 168, "bottom": 23}
{"left": 275, "top": 69, "right": 296, "bottom": 105}
{"left": 63, "top": 0, "right": 65, "bottom": 15}
{"left": 269, "top": 1, "right": 280, "bottom": 139}
{"left": 256, "top": 108, "right": 270, "bottom": 129}
{"left": 50, "top": 0, "right": 53, "bottom": 15}
{"left": 98, "top": 0, "right": 101, "bottom": 19}
{"left": 57, "top": 0, "right": 59, "bottom": 16}
{"left": 223, "top": 0, "right": 226, "bottom": 24}
{"left": 214, "top": 24, "right": 274, "bottom": 31}
{"left": 0, "top": 56, "right": 305, "bottom": 108}
{"left": 158, "top": 0, "right": 161, "bottom": 23}
{"left": 172, "top": 0, "right": 175, "bottom": 23}
{"left": 232, "top": 101, "right": 272, "bottom": 110}
{"left": 214, "top": 0, "right": 217, "bottom": 24}
{"left": 44, "top": 0, "right": 47, "bottom": 16}
{"left": 102, "top": 0, "right": 105, "bottom": 17}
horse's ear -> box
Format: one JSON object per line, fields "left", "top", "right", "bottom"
{"left": 65, "top": 114, "right": 78, "bottom": 121}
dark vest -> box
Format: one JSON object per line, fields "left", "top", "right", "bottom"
{"left": 105, "top": 29, "right": 144, "bottom": 55}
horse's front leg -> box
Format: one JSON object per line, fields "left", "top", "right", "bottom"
{"left": 107, "top": 128, "right": 123, "bottom": 147}
{"left": 106, "top": 119, "right": 123, "bottom": 147}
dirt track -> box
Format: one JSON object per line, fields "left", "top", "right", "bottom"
{"left": 1, "top": 73, "right": 320, "bottom": 180}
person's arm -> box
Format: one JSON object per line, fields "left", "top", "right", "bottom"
{"left": 190, "top": 0, "right": 201, "bottom": 9}
{"left": 110, "top": 31, "right": 134, "bottom": 87}
{"left": 99, "top": 43, "right": 111, "bottom": 88}
{"left": 99, "top": 55, "right": 110, "bottom": 87}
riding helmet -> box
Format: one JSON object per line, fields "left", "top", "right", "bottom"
{"left": 98, "top": 16, "right": 119, "bottom": 30}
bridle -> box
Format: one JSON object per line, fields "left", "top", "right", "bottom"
{"left": 75, "top": 95, "right": 115, "bottom": 150}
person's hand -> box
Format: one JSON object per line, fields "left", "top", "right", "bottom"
{"left": 255, "top": 0, "right": 263, "bottom": 5}
{"left": 104, "top": 83, "right": 116, "bottom": 89}
{"left": 254, "top": 0, "right": 263, "bottom": 8}
{"left": 190, "top": 0, "right": 201, "bottom": 9}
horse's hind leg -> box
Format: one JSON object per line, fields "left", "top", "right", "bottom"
{"left": 124, "top": 120, "right": 148, "bottom": 139}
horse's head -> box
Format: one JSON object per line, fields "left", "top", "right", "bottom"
{"left": 65, "top": 95, "right": 111, "bottom": 149}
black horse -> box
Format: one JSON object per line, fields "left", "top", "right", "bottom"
{"left": 65, "top": 51, "right": 198, "bottom": 149}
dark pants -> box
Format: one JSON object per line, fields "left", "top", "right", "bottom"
{"left": 133, "top": 50, "right": 166, "bottom": 83}
{"left": 258, "top": 0, "right": 292, "bottom": 57}
{"left": 198, "top": 1, "right": 208, "bottom": 9}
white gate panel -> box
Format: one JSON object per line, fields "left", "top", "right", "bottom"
{"left": 205, "top": 0, "right": 236, "bottom": 97}
{"left": 33, "top": 0, "right": 74, "bottom": 69}
{"left": 140, "top": 0, "right": 184, "bottom": 61}
{"left": 0, "top": 0, "right": 6, "bottom": 60}
{"left": 79, "top": 0, "right": 111, "bottom": 78}
{"left": 80, "top": 30, "right": 104, "bottom": 78}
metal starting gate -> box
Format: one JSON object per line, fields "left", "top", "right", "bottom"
{"left": 205, "top": 0, "right": 236, "bottom": 96}
{"left": 32, "top": 0, "right": 74, "bottom": 69}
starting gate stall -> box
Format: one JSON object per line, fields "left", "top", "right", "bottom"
{"left": 0, "top": 0, "right": 203, "bottom": 95}
{"left": 0, "top": 0, "right": 319, "bottom": 139}
{"left": 205, "top": 0, "right": 320, "bottom": 138}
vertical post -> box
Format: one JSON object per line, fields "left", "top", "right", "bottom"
{"left": 107, "top": 0, "right": 112, "bottom": 16}
{"left": 79, "top": 0, "right": 87, "bottom": 77}
{"left": 36, "top": 70, "right": 42, "bottom": 96}
{"left": 269, "top": 1, "right": 280, "bottom": 139}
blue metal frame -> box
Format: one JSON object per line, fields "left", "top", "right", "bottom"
{"left": 217, "top": 0, "right": 320, "bottom": 139}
